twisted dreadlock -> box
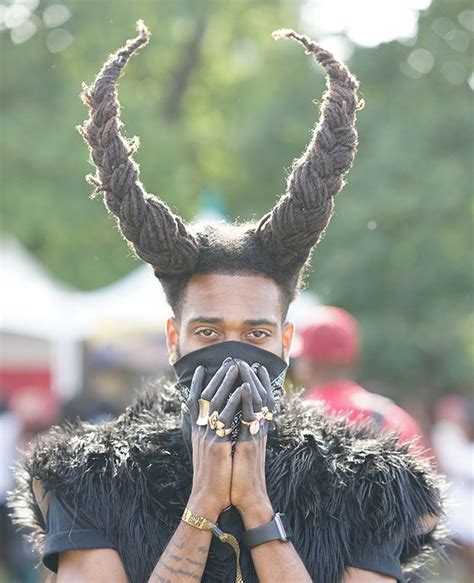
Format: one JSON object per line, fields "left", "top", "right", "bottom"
{"left": 78, "top": 21, "right": 199, "bottom": 275}
{"left": 78, "top": 21, "right": 363, "bottom": 318}
{"left": 258, "top": 29, "right": 364, "bottom": 269}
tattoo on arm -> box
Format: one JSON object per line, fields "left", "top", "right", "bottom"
{"left": 150, "top": 573, "right": 171, "bottom": 583}
{"left": 161, "top": 560, "right": 200, "bottom": 580}
{"left": 186, "top": 557, "right": 205, "bottom": 567}
{"left": 149, "top": 527, "right": 210, "bottom": 582}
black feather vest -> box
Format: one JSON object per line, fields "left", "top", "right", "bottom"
{"left": 8, "top": 384, "right": 447, "bottom": 583}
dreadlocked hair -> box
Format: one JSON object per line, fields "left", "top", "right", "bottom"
{"left": 77, "top": 21, "right": 199, "bottom": 275}
{"left": 257, "top": 29, "right": 364, "bottom": 269}
{"left": 78, "top": 21, "right": 363, "bottom": 319}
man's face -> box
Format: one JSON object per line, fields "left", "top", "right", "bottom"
{"left": 166, "top": 273, "right": 294, "bottom": 362}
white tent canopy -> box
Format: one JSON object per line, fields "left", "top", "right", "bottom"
{"left": 1, "top": 238, "right": 172, "bottom": 397}
{"left": 65, "top": 263, "right": 173, "bottom": 339}
{"left": 0, "top": 238, "right": 172, "bottom": 341}
{"left": 1, "top": 237, "right": 76, "bottom": 340}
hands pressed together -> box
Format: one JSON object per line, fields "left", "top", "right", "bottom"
{"left": 186, "top": 357, "right": 276, "bottom": 523}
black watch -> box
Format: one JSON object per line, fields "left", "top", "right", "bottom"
{"left": 242, "top": 513, "right": 293, "bottom": 549}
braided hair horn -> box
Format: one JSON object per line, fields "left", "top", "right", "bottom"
{"left": 257, "top": 29, "right": 364, "bottom": 270}
{"left": 78, "top": 20, "right": 199, "bottom": 277}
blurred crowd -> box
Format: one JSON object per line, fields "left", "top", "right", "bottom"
{"left": 0, "top": 306, "right": 473, "bottom": 583}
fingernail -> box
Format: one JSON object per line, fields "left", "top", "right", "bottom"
{"left": 223, "top": 357, "right": 233, "bottom": 365}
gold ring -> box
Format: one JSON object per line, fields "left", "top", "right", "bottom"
{"left": 241, "top": 418, "right": 260, "bottom": 435}
{"left": 208, "top": 411, "right": 220, "bottom": 430}
{"left": 197, "top": 399, "right": 210, "bottom": 426}
{"left": 261, "top": 406, "right": 273, "bottom": 421}
{"left": 216, "top": 427, "right": 233, "bottom": 437}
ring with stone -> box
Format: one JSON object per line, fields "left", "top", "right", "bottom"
{"left": 241, "top": 417, "right": 260, "bottom": 435}
{"left": 216, "top": 426, "right": 233, "bottom": 438}
{"left": 208, "top": 411, "right": 220, "bottom": 430}
{"left": 261, "top": 406, "right": 273, "bottom": 421}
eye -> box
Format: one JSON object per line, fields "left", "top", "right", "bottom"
{"left": 195, "top": 328, "right": 218, "bottom": 338}
{"left": 248, "top": 330, "right": 271, "bottom": 340}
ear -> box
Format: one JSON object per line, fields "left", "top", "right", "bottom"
{"left": 282, "top": 320, "right": 295, "bottom": 363}
{"left": 166, "top": 317, "right": 180, "bottom": 364}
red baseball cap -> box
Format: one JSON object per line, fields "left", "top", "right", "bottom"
{"left": 291, "top": 306, "right": 360, "bottom": 364}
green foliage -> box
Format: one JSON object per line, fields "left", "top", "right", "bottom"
{"left": 310, "top": 0, "right": 473, "bottom": 392}
{"left": 1, "top": 0, "right": 472, "bottom": 392}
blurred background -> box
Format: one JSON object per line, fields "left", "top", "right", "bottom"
{"left": 0, "top": 0, "right": 472, "bottom": 581}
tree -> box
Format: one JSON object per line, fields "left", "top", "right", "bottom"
{"left": 1, "top": 0, "right": 472, "bottom": 392}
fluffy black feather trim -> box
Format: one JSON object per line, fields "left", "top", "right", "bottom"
{"left": 8, "top": 382, "right": 448, "bottom": 583}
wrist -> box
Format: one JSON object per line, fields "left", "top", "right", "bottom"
{"left": 237, "top": 498, "right": 274, "bottom": 530}
{"left": 187, "top": 494, "right": 223, "bottom": 524}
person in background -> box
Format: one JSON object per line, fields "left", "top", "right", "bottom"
{"left": 1, "top": 390, "right": 56, "bottom": 583}
{"left": 0, "top": 397, "right": 22, "bottom": 581}
{"left": 293, "top": 306, "right": 424, "bottom": 447}
{"left": 431, "top": 394, "right": 474, "bottom": 583}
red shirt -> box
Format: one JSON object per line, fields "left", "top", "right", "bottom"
{"left": 305, "top": 380, "right": 423, "bottom": 447}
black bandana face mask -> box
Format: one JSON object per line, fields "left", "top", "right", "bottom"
{"left": 173, "top": 341, "right": 288, "bottom": 405}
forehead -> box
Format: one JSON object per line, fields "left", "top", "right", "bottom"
{"left": 180, "top": 273, "right": 282, "bottom": 321}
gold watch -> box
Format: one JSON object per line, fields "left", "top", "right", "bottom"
{"left": 181, "top": 507, "right": 243, "bottom": 583}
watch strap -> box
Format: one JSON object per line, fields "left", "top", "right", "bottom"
{"left": 242, "top": 512, "right": 292, "bottom": 549}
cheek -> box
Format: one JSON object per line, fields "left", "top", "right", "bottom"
{"left": 178, "top": 329, "right": 206, "bottom": 356}
{"left": 257, "top": 332, "right": 285, "bottom": 358}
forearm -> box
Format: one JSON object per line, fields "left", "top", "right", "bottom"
{"left": 240, "top": 502, "right": 312, "bottom": 583}
{"left": 148, "top": 500, "right": 219, "bottom": 583}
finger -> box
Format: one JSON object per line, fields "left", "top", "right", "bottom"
{"left": 241, "top": 383, "right": 263, "bottom": 437}
{"left": 200, "top": 357, "right": 234, "bottom": 401}
{"left": 187, "top": 365, "right": 207, "bottom": 423}
{"left": 218, "top": 385, "right": 244, "bottom": 429}
{"left": 209, "top": 363, "right": 239, "bottom": 413}
{"left": 236, "top": 361, "right": 264, "bottom": 409}
{"left": 248, "top": 375, "right": 262, "bottom": 412}
{"left": 241, "top": 383, "right": 255, "bottom": 422}
{"left": 257, "top": 365, "right": 275, "bottom": 412}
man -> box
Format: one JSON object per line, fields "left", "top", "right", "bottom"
{"left": 8, "top": 22, "right": 445, "bottom": 583}
{"left": 293, "top": 306, "right": 424, "bottom": 446}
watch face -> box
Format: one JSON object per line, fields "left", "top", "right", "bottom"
{"left": 274, "top": 513, "right": 288, "bottom": 541}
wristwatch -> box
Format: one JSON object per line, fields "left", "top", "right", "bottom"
{"left": 242, "top": 513, "right": 293, "bottom": 549}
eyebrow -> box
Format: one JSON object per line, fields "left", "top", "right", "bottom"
{"left": 188, "top": 317, "right": 278, "bottom": 328}
{"left": 188, "top": 317, "right": 224, "bottom": 325}
{"left": 243, "top": 318, "right": 278, "bottom": 328}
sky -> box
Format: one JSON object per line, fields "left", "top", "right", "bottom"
{"left": 300, "top": 0, "right": 433, "bottom": 59}
{"left": 2, "top": 0, "right": 434, "bottom": 53}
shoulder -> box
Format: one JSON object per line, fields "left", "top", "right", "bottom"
{"left": 268, "top": 393, "right": 447, "bottom": 573}
{"left": 7, "top": 382, "right": 185, "bottom": 552}
{"left": 30, "top": 382, "right": 182, "bottom": 480}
